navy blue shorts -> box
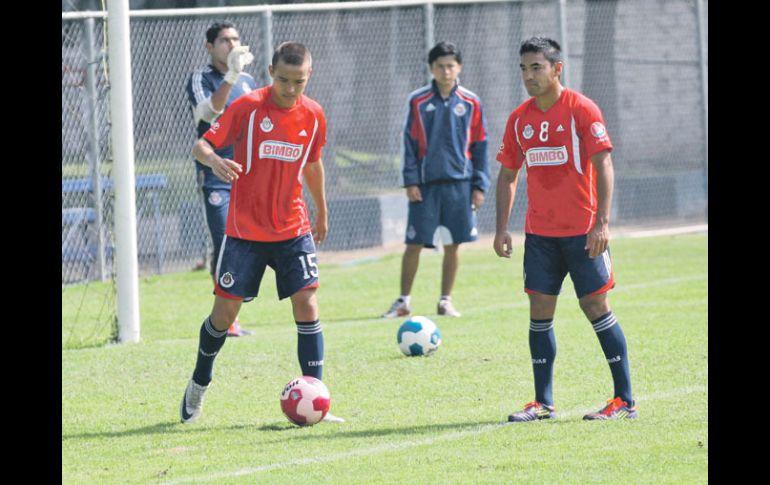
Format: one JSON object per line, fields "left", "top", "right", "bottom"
{"left": 523, "top": 233, "right": 615, "bottom": 298}
{"left": 201, "top": 187, "right": 229, "bottom": 276}
{"left": 405, "top": 181, "right": 478, "bottom": 248}
{"left": 214, "top": 233, "right": 319, "bottom": 301}
{"left": 196, "top": 166, "right": 232, "bottom": 275}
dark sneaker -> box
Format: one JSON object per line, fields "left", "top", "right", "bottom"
{"left": 583, "top": 397, "right": 638, "bottom": 420}
{"left": 180, "top": 379, "right": 209, "bottom": 423}
{"left": 507, "top": 401, "right": 556, "bottom": 422}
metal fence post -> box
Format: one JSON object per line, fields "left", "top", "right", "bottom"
{"left": 557, "top": 0, "right": 569, "bottom": 87}
{"left": 84, "top": 17, "right": 107, "bottom": 281}
{"left": 695, "top": 0, "right": 708, "bottom": 208}
{"left": 423, "top": 2, "right": 434, "bottom": 83}
{"left": 261, "top": 10, "right": 273, "bottom": 86}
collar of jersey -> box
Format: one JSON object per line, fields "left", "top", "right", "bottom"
{"left": 208, "top": 63, "right": 227, "bottom": 77}
{"left": 431, "top": 79, "right": 460, "bottom": 99}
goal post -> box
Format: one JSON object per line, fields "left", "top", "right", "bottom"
{"left": 107, "top": 0, "right": 140, "bottom": 343}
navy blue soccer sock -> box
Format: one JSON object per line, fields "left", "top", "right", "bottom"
{"left": 591, "top": 311, "right": 633, "bottom": 406}
{"left": 529, "top": 318, "right": 557, "bottom": 406}
{"left": 296, "top": 320, "right": 324, "bottom": 380}
{"left": 192, "top": 316, "right": 228, "bottom": 386}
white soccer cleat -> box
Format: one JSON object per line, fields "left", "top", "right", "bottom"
{"left": 437, "top": 298, "right": 461, "bottom": 317}
{"left": 382, "top": 298, "right": 411, "bottom": 318}
{"left": 321, "top": 412, "right": 345, "bottom": 423}
{"left": 180, "top": 379, "right": 209, "bottom": 423}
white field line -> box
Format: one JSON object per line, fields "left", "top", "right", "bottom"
{"left": 616, "top": 224, "right": 708, "bottom": 239}
{"left": 368, "top": 274, "right": 707, "bottom": 322}
{"left": 159, "top": 384, "right": 707, "bottom": 485}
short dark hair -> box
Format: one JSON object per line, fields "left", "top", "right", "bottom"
{"left": 519, "top": 37, "right": 563, "bottom": 65}
{"left": 272, "top": 42, "right": 311, "bottom": 67}
{"left": 205, "top": 21, "right": 236, "bottom": 45}
{"left": 428, "top": 41, "right": 462, "bottom": 65}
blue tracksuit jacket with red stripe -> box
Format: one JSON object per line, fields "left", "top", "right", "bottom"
{"left": 402, "top": 80, "right": 490, "bottom": 192}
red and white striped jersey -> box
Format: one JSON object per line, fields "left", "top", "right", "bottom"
{"left": 203, "top": 86, "right": 327, "bottom": 242}
{"left": 496, "top": 88, "right": 613, "bottom": 237}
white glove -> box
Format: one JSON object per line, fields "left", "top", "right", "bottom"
{"left": 224, "top": 45, "right": 254, "bottom": 84}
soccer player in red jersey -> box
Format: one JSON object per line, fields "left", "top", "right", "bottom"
{"left": 186, "top": 21, "right": 257, "bottom": 338}
{"left": 494, "top": 37, "right": 636, "bottom": 421}
{"left": 179, "top": 42, "right": 342, "bottom": 424}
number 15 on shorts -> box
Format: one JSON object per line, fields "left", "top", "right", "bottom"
{"left": 299, "top": 253, "right": 318, "bottom": 279}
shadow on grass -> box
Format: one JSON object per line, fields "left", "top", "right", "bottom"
{"left": 255, "top": 419, "right": 506, "bottom": 443}
{"left": 62, "top": 414, "right": 585, "bottom": 443}
{"left": 61, "top": 421, "right": 255, "bottom": 441}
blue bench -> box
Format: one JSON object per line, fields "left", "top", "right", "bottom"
{"left": 61, "top": 174, "right": 168, "bottom": 274}
{"left": 61, "top": 208, "right": 98, "bottom": 264}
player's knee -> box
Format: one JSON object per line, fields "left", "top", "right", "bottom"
{"left": 210, "top": 299, "right": 240, "bottom": 330}
{"left": 528, "top": 294, "right": 557, "bottom": 319}
{"left": 291, "top": 288, "right": 317, "bottom": 308}
{"left": 579, "top": 294, "right": 610, "bottom": 320}
{"left": 209, "top": 312, "right": 236, "bottom": 331}
{"left": 405, "top": 244, "right": 423, "bottom": 255}
{"left": 291, "top": 288, "right": 318, "bottom": 320}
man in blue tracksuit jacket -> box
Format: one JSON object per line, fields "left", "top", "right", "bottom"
{"left": 382, "top": 41, "right": 490, "bottom": 319}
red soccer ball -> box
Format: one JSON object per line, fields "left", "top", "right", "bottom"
{"left": 279, "top": 376, "right": 331, "bottom": 426}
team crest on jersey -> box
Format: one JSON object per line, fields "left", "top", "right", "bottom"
{"left": 259, "top": 140, "right": 304, "bottom": 162}
{"left": 219, "top": 272, "right": 235, "bottom": 288}
{"left": 208, "top": 190, "right": 223, "bottom": 206}
{"left": 523, "top": 124, "right": 534, "bottom": 139}
{"left": 260, "top": 116, "right": 274, "bottom": 132}
{"left": 210, "top": 121, "right": 220, "bottom": 134}
{"left": 407, "top": 225, "right": 417, "bottom": 240}
{"left": 453, "top": 103, "right": 467, "bottom": 116}
{"left": 525, "top": 146, "right": 568, "bottom": 167}
{"left": 590, "top": 122, "right": 607, "bottom": 138}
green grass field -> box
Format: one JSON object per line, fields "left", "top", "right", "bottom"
{"left": 61, "top": 232, "right": 708, "bottom": 484}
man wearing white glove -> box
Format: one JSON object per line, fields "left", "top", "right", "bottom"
{"left": 186, "top": 21, "right": 257, "bottom": 337}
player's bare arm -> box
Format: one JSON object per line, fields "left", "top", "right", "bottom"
{"left": 494, "top": 166, "right": 519, "bottom": 258}
{"left": 303, "top": 159, "right": 328, "bottom": 244}
{"left": 585, "top": 149, "right": 614, "bottom": 258}
{"left": 192, "top": 138, "right": 242, "bottom": 183}
{"left": 405, "top": 185, "right": 422, "bottom": 202}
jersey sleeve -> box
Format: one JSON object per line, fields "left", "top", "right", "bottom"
{"left": 187, "top": 71, "right": 222, "bottom": 125}
{"left": 402, "top": 99, "right": 421, "bottom": 187}
{"left": 469, "top": 100, "right": 490, "bottom": 192}
{"left": 187, "top": 71, "right": 215, "bottom": 106}
{"left": 575, "top": 98, "right": 613, "bottom": 159}
{"left": 202, "top": 96, "right": 243, "bottom": 149}
{"left": 495, "top": 113, "right": 525, "bottom": 170}
{"left": 306, "top": 107, "right": 327, "bottom": 163}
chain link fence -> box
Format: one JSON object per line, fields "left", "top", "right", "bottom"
{"left": 62, "top": 0, "right": 708, "bottom": 285}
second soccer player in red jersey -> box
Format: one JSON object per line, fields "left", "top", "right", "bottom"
{"left": 179, "top": 42, "right": 343, "bottom": 424}
{"left": 494, "top": 37, "right": 636, "bottom": 422}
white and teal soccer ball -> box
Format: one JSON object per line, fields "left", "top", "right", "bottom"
{"left": 397, "top": 316, "right": 442, "bottom": 356}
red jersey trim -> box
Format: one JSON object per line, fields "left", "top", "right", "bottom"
{"left": 412, "top": 92, "right": 434, "bottom": 160}
{"left": 214, "top": 285, "right": 244, "bottom": 301}
{"left": 585, "top": 277, "right": 615, "bottom": 297}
